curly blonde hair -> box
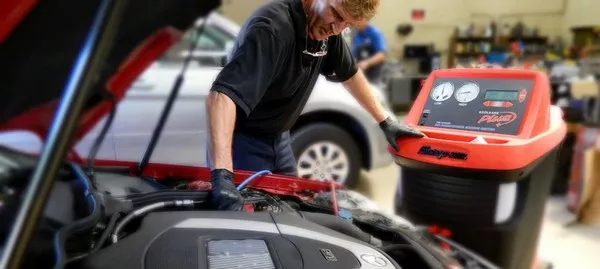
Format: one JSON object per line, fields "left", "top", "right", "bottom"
{"left": 342, "top": 0, "right": 379, "bottom": 22}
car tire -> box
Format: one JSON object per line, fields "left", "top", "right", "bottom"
{"left": 291, "top": 123, "right": 362, "bottom": 188}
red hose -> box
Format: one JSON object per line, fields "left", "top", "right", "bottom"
{"left": 329, "top": 180, "right": 339, "bottom": 216}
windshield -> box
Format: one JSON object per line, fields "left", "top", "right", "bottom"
{"left": 186, "top": 24, "right": 234, "bottom": 51}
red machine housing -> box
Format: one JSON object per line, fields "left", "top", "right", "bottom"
{"left": 391, "top": 68, "right": 566, "bottom": 269}
{"left": 394, "top": 68, "right": 566, "bottom": 171}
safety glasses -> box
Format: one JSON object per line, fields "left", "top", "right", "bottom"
{"left": 302, "top": 37, "right": 328, "bottom": 57}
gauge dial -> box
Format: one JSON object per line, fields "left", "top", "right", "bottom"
{"left": 430, "top": 82, "right": 454, "bottom": 102}
{"left": 455, "top": 82, "right": 480, "bottom": 103}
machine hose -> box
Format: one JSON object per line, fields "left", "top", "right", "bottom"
{"left": 111, "top": 200, "right": 196, "bottom": 243}
{"left": 126, "top": 190, "right": 208, "bottom": 207}
{"left": 299, "top": 211, "right": 382, "bottom": 247}
{"left": 237, "top": 170, "right": 272, "bottom": 190}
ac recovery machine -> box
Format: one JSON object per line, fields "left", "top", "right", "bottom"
{"left": 393, "top": 68, "right": 566, "bottom": 269}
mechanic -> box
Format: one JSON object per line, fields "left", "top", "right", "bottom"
{"left": 205, "top": 0, "right": 424, "bottom": 211}
{"left": 351, "top": 22, "right": 387, "bottom": 83}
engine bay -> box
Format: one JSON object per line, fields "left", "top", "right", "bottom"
{"left": 86, "top": 211, "right": 395, "bottom": 269}
{"left": 0, "top": 146, "right": 496, "bottom": 269}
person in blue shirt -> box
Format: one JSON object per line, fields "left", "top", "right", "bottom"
{"left": 351, "top": 23, "right": 387, "bottom": 83}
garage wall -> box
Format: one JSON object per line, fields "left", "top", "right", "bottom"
{"left": 370, "top": 0, "right": 467, "bottom": 58}
{"left": 470, "top": 0, "right": 566, "bottom": 42}
{"left": 562, "top": 0, "right": 600, "bottom": 39}
{"left": 221, "top": 0, "right": 267, "bottom": 23}
{"left": 371, "top": 0, "right": 566, "bottom": 59}
{"left": 221, "top": 0, "right": 597, "bottom": 62}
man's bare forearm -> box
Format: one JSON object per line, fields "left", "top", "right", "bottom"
{"left": 364, "top": 52, "right": 386, "bottom": 67}
{"left": 206, "top": 91, "right": 237, "bottom": 172}
{"left": 342, "top": 70, "right": 388, "bottom": 123}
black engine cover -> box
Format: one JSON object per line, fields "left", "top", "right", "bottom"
{"left": 82, "top": 211, "right": 399, "bottom": 269}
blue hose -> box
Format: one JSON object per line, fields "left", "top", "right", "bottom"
{"left": 237, "top": 170, "right": 272, "bottom": 190}
{"left": 54, "top": 164, "right": 98, "bottom": 269}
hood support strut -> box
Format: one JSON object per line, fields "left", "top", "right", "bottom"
{"left": 136, "top": 74, "right": 184, "bottom": 176}
{"left": 137, "top": 21, "right": 207, "bottom": 176}
{"left": 0, "top": 0, "right": 127, "bottom": 268}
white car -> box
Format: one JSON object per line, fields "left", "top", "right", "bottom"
{"left": 0, "top": 13, "right": 394, "bottom": 187}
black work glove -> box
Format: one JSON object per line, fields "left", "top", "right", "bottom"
{"left": 210, "top": 169, "right": 244, "bottom": 211}
{"left": 379, "top": 117, "right": 424, "bottom": 151}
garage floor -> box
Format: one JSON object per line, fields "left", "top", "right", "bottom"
{"left": 356, "top": 161, "right": 600, "bottom": 269}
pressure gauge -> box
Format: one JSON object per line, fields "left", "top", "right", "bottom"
{"left": 455, "top": 82, "right": 480, "bottom": 103}
{"left": 430, "top": 82, "right": 454, "bottom": 102}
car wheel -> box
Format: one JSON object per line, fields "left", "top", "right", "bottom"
{"left": 291, "top": 123, "right": 362, "bottom": 188}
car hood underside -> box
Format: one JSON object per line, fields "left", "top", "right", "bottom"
{"left": 0, "top": 0, "right": 220, "bottom": 144}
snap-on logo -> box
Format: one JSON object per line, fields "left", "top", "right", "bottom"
{"left": 417, "top": 146, "right": 468, "bottom": 160}
{"left": 477, "top": 111, "right": 517, "bottom": 127}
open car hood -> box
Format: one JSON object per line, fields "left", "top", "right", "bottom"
{"left": 0, "top": 0, "right": 220, "bottom": 145}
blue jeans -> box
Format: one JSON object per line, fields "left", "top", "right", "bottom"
{"left": 206, "top": 131, "right": 297, "bottom": 176}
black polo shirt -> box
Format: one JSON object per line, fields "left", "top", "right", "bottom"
{"left": 211, "top": 0, "right": 358, "bottom": 137}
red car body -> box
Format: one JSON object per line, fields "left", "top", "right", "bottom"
{"left": 0, "top": 0, "right": 342, "bottom": 201}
